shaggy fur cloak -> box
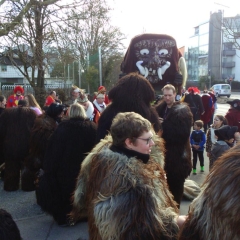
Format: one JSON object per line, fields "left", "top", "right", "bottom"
{"left": 179, "top": 143, "right": 240, "bottom": 240}
{"left": 0, "top": 209, "right": 22, "bottom": 240}
{"left": 155, "top": 101, "right": 192, "bottom": 205}
{"left": 71, "top": 135, "right": 180, "bottom": 240}
{"left": 96, "top": 73, "right": 161, "bottom": 142}
{"left": 36, "top": 117, "right": 97, "bottom": 225}
{"left": 0, "top": 107, "right": 36, "bottom": 191}
{"left": 21, "top": 114, "right": 58, "bottom": 191}
{"left": 120, "top": 34, "right": 187, "bottom": 95}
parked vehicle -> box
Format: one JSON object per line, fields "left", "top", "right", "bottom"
{"left": 211, "top": 84, "right": 231, "bottom": 98}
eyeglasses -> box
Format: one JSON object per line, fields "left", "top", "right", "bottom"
{"left": 136, "top": 136, "right": 153, "bottom": 145}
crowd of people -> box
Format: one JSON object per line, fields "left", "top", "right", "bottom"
{"left": 0, "top": 77, "right": 240, "bottom": 239}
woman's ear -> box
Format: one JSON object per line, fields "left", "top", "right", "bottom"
{"left": 125, "top": 138, "right": 133, "bottom": 149}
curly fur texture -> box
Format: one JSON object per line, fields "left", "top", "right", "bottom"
{"left": 96, "top": 73, "right": 161, "bottom": 142}
{"left": 155, "top": 101, "right": 192, "bottom": 205}
{"left": 0, "top": 108, "right": 36, "bottom": 191}
{"left": 35, "top": 117, "right": 97, "bottom": 225}
{"left": 21, "top": 114, "right": 58, "bottom": 191}
{"left": 0, "top": 209, "right": 21, "bottom": 240}
{"left": 72, "top": 135, "right": 179, "bottom": 239}
{"left": 179, "top": 143, "right": 240, "bottom": 240}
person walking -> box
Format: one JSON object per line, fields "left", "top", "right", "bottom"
{"left": 190, "top": 120, "right": 206, "bottom": 175}
{"left": 6, "top": 85, "right": 24, "bottom": 108}
{"left": 44, "top": 91, "right": 56, "bottom": 106}
{"left": 201, "top": 90, "right": 213, "bottom": 133}
{"left": 225, "top": 99, "right": 240, "bottom": 130}
{"left": 0, "top": 95, "right": 6, "bottom": 115}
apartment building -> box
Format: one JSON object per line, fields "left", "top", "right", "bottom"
{"left": 188, "top": 10, "right": 240, "bottom": 83}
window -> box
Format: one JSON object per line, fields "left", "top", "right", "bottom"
{"left": 1, "top": 65, "right": 7, "bottom": 72}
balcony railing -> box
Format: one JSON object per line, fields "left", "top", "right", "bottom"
{"left": 222, "top": 50, "right": 236, "bottom": 56}
{"left": 222, "top": 73, "right": 235, "bottom": 79}
{"left": 222, "top": 62, "right": 235, "bottom": 68}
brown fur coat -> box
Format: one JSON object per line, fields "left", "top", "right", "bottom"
{"left": 179, "top": 143, "right": 240, "bottom": 240}
{"left": 72, "top": 135, "right": 180, "bottom": 240}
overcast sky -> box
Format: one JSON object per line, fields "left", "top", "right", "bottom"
{"left": 109, "top": 0, "right": 240, "bottom": 50}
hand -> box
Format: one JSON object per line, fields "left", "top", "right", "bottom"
{"left": 207, "top": 152, "right": 211, "bottom": 157}
{"left": 177, "top": 215, "right": 187, "bottom": 228}
{"left": 159, "top": 117, "right": 164, "bottom": 124}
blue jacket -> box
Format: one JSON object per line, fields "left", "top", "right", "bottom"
{"left": 190, "top": 130, "right": 206, "bottom": 151}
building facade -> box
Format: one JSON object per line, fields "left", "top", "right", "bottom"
{"left": 188, "top": 11, "right": 240, "bottom": 84}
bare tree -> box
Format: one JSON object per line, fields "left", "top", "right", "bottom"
{"left": 0, "top": 0, "right": 86, "bottom": 106}
{"left": 55, "top": 0, "right": 125, "bottom": 92}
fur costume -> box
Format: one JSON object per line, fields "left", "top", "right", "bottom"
{"left": 120, "top": 33, "right": 187, "bottom": 96}
{"left": 21, "top": 114, "right": 58, "bottom": 191}
{"left": 0, "top": 209, "right": 22, "bottom": 240}
{"left": 0, "top": 107, "right": 36, "bottom": 191}
{"left": 179, "top": 143, "right": 240, "bottom": 240}
{"left": 35, "top": 117, "right": 97, "bottom": 225}
{"left": 71, "top": 135, "right": 180, "bottom": 239}
{"left": 155, "top": 101, "right": 192, "bottom": 205}
{"left": 96, "top": 73, "right": 161, "bottom": 142}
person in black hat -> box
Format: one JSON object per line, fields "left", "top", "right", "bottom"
{"left": 211, "top": 125, "right": 239, "bottom": 165}
{"left": 225, "top": 99, "right": 240, "bottom": 130}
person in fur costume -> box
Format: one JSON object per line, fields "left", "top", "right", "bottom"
{"left": 0, "top": 209, "right": 22, "bottom": 240}
{"left": 0, "top": 107, "right": 36, "bottom": 191}
{"left": 178, "top": 142, "right": 240, "bottom": 240}
{"left": 71, "top": 112, "right": 186, "bottom": 239}
{"left": 155, "top": 84, "right": 192, "bottom": 206}
{"left": 96, "top": 72, "right": 161, "bottom": 142}
{"left": 21, "top": 103, "right": 66, "bottom": 191}
{"left": 36, "top": 103, "right": 97, "bottom": 225}
{"left": 120, "top": 33, "right": 187, "bottom": 99}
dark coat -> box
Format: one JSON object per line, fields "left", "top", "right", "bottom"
{"left": 21, "top": 114, "right": 58, "bottom": 191}
{"left": 155, "top": 101, "right": 192, "bottom": 205}
{"left": 184, "top": 93, "right": 204, "bottom": 121}
{"left": 36, "top": 117, "right": 97, "bottom": 225}
{"left": 96, "top": 73, "right": 161, "bottom": 142}
{"left": 0, "top": 107, "right": 36, "bottom": 191}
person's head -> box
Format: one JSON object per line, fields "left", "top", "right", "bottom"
{"left": 213, "top": 115, "right": 228, "bottom": 128}
{"left": 226, "top": 99, "right": 240, "bottom": 111}
{"left": 194, "top": 120, "right": 203, "bottom": 130}
{"left": 77, "top": 94, "right": 89, "bottom": 110}
{"left": 13, "top": 86, "right": 24, "bottom": 96}
{"left": 96, "top": 93, "right": 105, "bottom": 104}
{"left": 0, "top": 95, "right": 6, "bottom": 108}
{"left": 50, "top": 91, "right": 56, "bottom": 99}
{"left": 110, "top": 112, "right": 155, "bottom": 154}
{"left": 46, "top": 103, "right": 65, "bottom": 122}
{"left": 214, "top": 125, "right": 238, "bottom": 143}
{"left": 25, "top": 94, "right": 41, "bottom": 109}
{"left": 162, "top": 84, "right": 176, "bottom": 107}
{"left": 17, "top": 99, "right": 27, "bottom": 107}
{"left": 72, "top": 87, "right": 81, "bottom": 99}
{"left": 68, "top": 103, "right": 87, "bottom": 119}
{"left": 98, "top": 86, "right": 106, "bottom": 94}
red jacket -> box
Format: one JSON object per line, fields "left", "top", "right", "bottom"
{"left": 6, "top": 94, "right": 24, "bottom": 108}
{"left": 45, "top": 95, "right": 55, "bottom": 106}
{"left": 225, "top": 108, "right": 240, "bottom": 130}
{"left": 200, "top": 94, "right": 213, "bottom": 124}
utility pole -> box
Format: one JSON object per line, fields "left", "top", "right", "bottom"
{"left": 98, "top": 46, "right": 102, "bottom": 86}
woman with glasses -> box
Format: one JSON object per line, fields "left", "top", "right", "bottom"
{"left": 71, "top": 112, "right": 186, "bottom": 239}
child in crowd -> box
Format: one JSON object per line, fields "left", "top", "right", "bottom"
{"left": 190, "top": 120, "right": 206, "bottom": 175}
{"left": 211, "top": 125, "right": 239, "bottom": 165}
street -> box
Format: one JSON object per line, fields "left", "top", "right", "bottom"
{"left": 0, "top": 100, "right": 237, "bottom": 240}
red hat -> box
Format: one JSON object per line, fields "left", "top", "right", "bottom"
{"left": 98, "top": 86, "right": 106, "bottom": 92}
{"left": 14, "top": 85, "right": 24, "bottom": 94}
